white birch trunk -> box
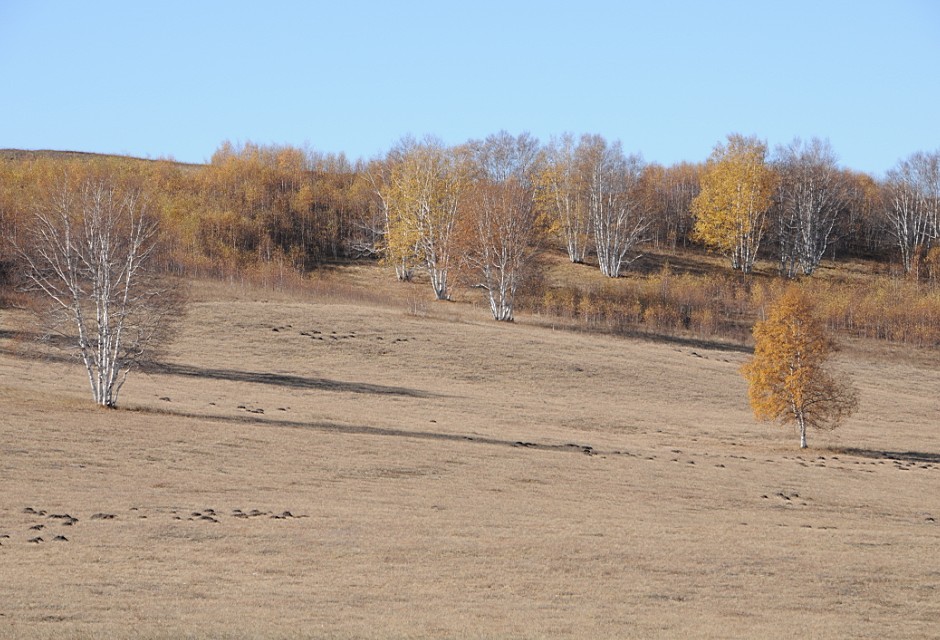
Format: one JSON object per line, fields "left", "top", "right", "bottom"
{"left": 799, "top": 412, "right": 808, "bottom": 449}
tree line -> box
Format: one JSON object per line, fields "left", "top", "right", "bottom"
{"left": 1, "top": 133, "right": 938, "bottom": 321}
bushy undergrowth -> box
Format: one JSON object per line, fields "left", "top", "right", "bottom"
{"left": 806, "top": 278, "right": 940, "bottom": 345}
{"left": 527, "top": 265, "right": 940, "bottom": 348}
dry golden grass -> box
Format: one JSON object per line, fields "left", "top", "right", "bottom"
{"left": 1, "top": 268, "right": 938, "bottom": 639}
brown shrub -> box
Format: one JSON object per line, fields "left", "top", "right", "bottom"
{"left": 531, "top": 269, "right": 940, "bottom": 348}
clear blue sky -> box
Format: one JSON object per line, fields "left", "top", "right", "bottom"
{"left": 2, "top": 1, "right": 938, "bottom": 176}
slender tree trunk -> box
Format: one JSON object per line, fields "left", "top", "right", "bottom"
{"left": 799, "top": 412, "right": 808, "bottom": 449}
{"left": 430, "top": 267, "right": 448, "bottom": 301}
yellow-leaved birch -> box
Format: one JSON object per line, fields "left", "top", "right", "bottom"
{"left": 692, "top": 134, "right": 777, "bottom": 274}
{"left": 741, "top": 287, "right": 858, "bottom": 448}
{"left": 382, "top": 138, "right": 468, "bottom": 300}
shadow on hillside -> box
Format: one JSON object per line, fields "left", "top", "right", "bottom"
{"left": 834, "top": 448, "right": 940, "bottom": 464}
{"left": 0, "top": 340, "right": 441, "bottom": 399}
{"left": 146, "top": 362, "right": 441, "bottom": 399}
{"left": 132, "top": 407, "right": 599, "bottom": 456}
{"left": 631, "top": 251, "right": 720, "bottom": 277}
{"left": 536, "top": 320, "right": 753, "bottom": 354}
{"left": 0, "top": 330, "right": 85, "bottom": 363}
{"left": 622, "top": 329, "right": 753, "bottom": 354}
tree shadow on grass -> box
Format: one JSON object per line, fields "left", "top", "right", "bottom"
{"left": 130, "top": 406, "right": 599, "bottom": 456}
{"left": 0, "top": 335, "right": 443, "bottom": 399}
{"left": 621, "top": 329, "right": 753, "bottom": 354}
{"left": 145, "top": 361, "right": 442, "bottom": 399}
{"left": 0, "top": 328, "right": 74, "bottom": 349}
{"left": 631, "top": 251, "right": 721, "bottom": 277}
{"left": 833, "top": 447, "right": 940, "bottom": 464}
{"left": 544, "top": 321, "right": 753, "bottom": 354}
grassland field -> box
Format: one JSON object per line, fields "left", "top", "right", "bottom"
{"left": 1, "top": 262, "right": 938, "bottom": 639}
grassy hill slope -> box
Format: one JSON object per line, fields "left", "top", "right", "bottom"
{"left": 0, "top": 273, "right": 937, "bottom": 638}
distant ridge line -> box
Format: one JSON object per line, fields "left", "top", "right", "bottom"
{"left": 0, "top": 148, "right": 203, "bottom": 167}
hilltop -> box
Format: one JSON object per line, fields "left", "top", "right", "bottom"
{"left": 0, "top": 148, "right": 201, "bottom": 167}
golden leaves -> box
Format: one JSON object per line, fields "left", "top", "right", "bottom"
{"left": 741, "top": 286, "right": 858, "bottom": 447}
{"left": 691, "top": 134, "right": 777, "bottom": 273}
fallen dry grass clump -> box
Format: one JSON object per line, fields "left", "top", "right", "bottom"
{"left": 1, "top": 267, "right": 938, "bottom": 639}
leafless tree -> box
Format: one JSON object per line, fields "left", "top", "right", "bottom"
{"left": 16, "top": 165, "right": 183, "bottom": 407}
{"left": 469, "top": 131, "right": 542, "bottom": 185}
{"left": 883, "top": 150, "right": 940, "bottom": 273}
{"left": 578, "top": 135, "right": 649, "bottom": 277}
{"left": 538, "top": 134, "right": 591, "bottom": 264}
{"left": 772, "top": 138, "right": 851, "bottom": 277}
{"left": 348, "top": 157, "right": 405, "bottom": 272}
{"left": 463, "top": 131, "right": 544, "bottom": 321}
{"left": 640, "top": 162, "right": 700, "bottom": 250}
{"left": 463, "top": 180, "right": 539, "bottom": 320}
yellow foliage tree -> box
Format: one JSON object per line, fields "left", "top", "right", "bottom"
{"left": 382, "top": 138, "right": 468, "bottom": 300}
{"left": 741, "top": 287, "right": 858, "bottom": 448}
{"left": 691, "top": 134, "right": 777, "bottom": 274}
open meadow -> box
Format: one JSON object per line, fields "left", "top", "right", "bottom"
{"left": 1, "top": 270, "right": 938, "bottom": 639}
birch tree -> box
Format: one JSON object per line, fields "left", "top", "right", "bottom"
{"left": 346, "top": 159, "right": 389, "bottom": 261}
{"left": 741, "top": 287, "right": 857, "bottom": 449}
{"left": 537, "top": 133, "right": 591, "bottom": 263}
{"left": 463, "top": 132, "right": 544, "bottom": 321}
{"left": 772, "top": 138, "right": 850, "bottom": 277}
{"left": 692, "top": 134, "right": 777, "bottom": 274}
{"left": 382, "top": 138, "right": 468, "bottom": 300}
{"left": 16, "top": 162, "right": 183, "bottom": 408}
{"left": 883, "top": 150, "right": 940, "bottom": 274}
{"left": 579, "top": 135, "right": 649, "bottom": 277}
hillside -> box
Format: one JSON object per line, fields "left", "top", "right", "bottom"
{"left": 0, "top": 148, "right": 201, "bottom": 167}
{"left": 1, "top": 271, "right": 938, "bottom": 638}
